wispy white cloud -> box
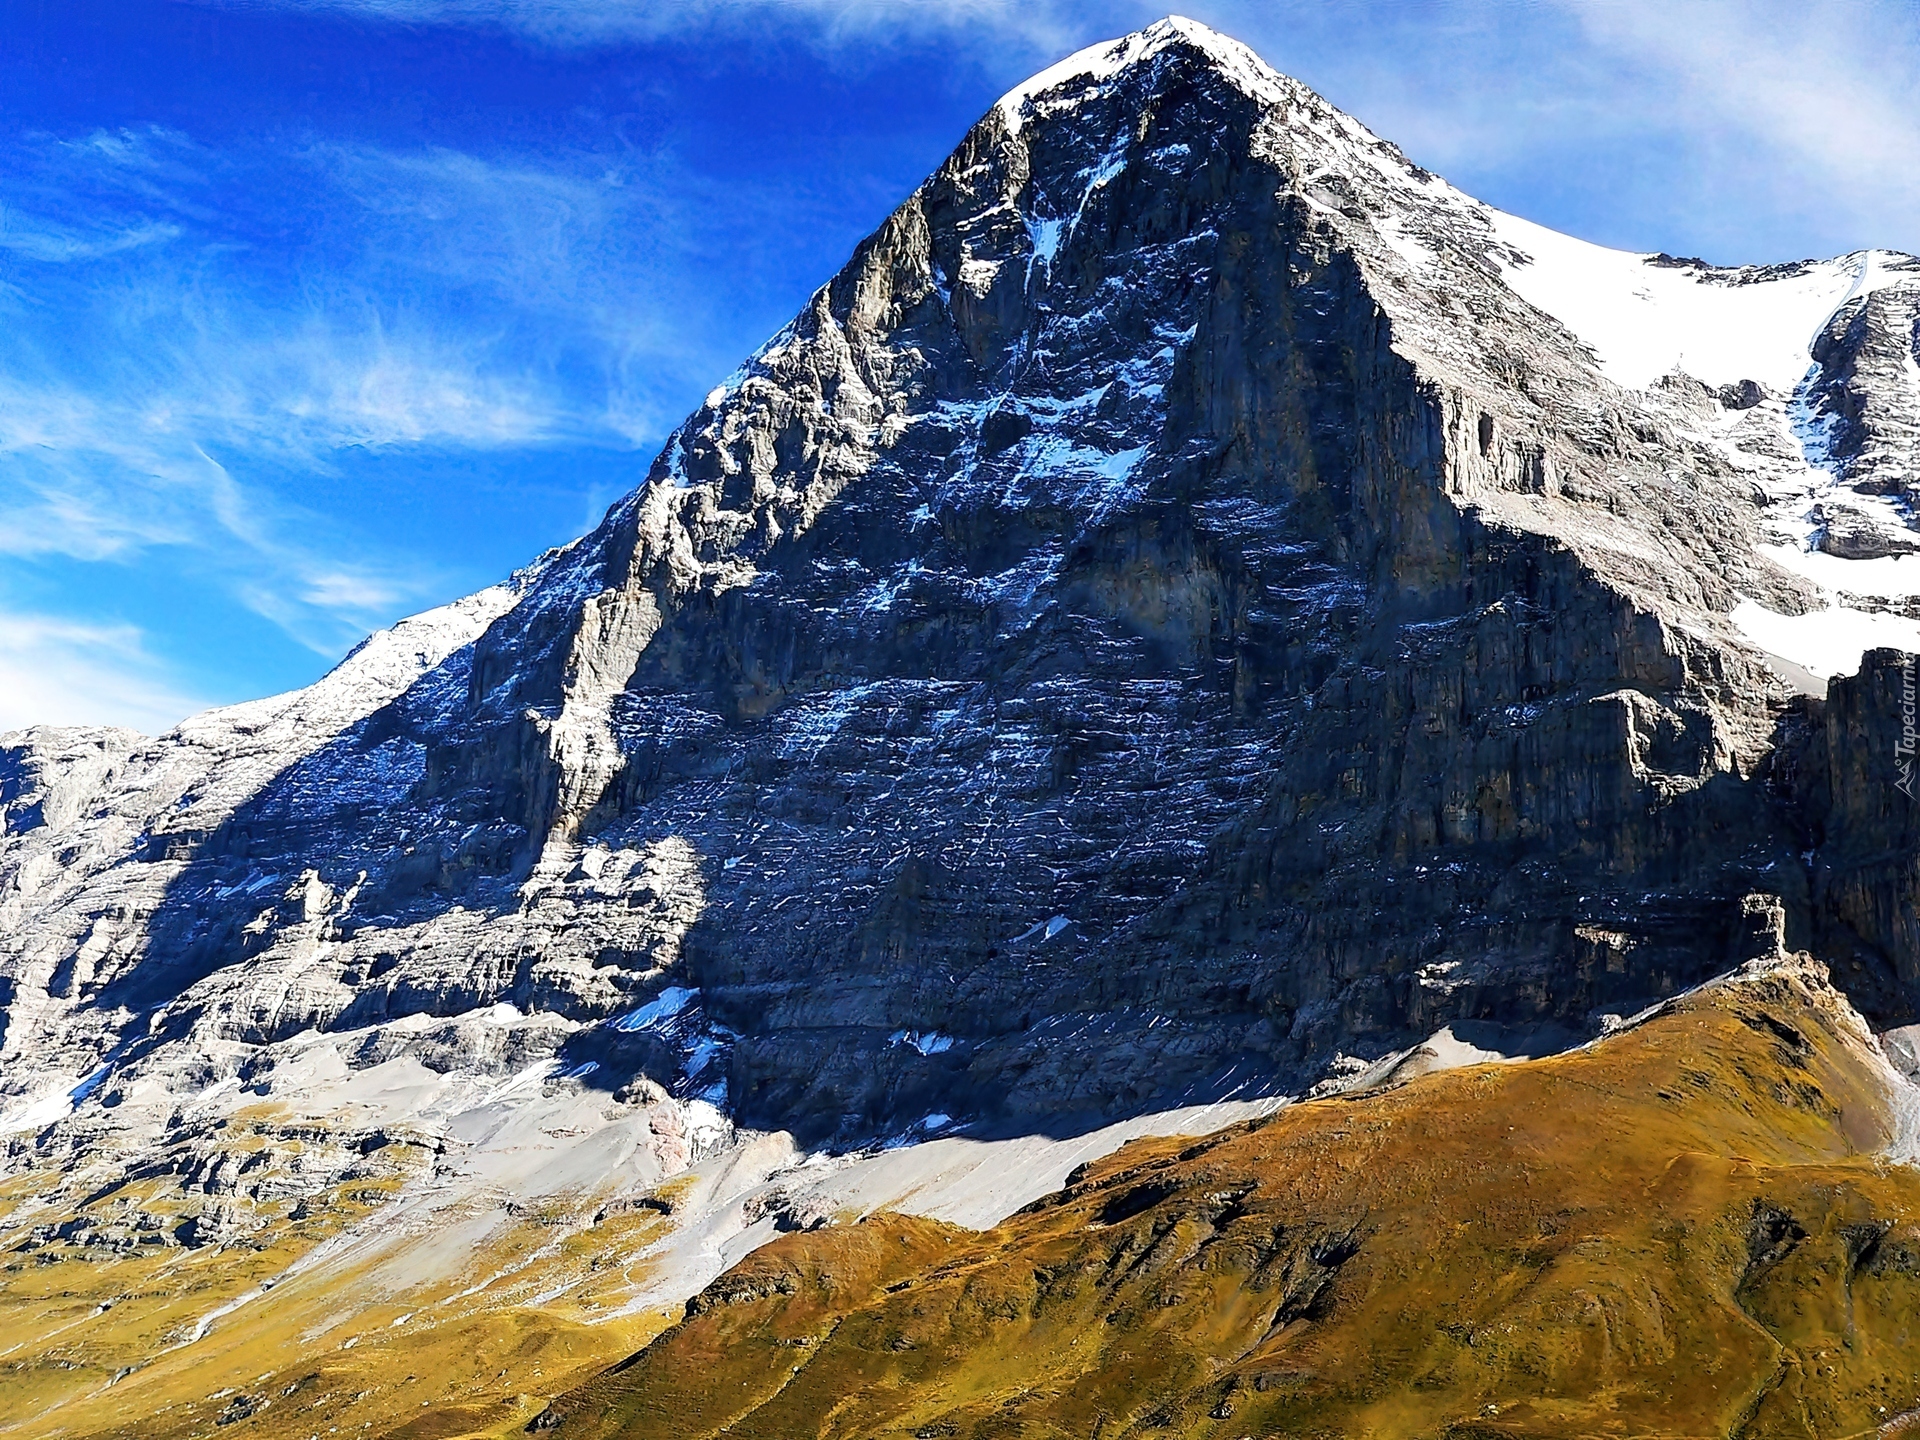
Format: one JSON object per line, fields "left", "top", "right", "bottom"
{"left": 0, "top": 392, "right": 464, "bottom": 655}
{"left": 0, "top": 216, "right": 182, "bottom": 263}
{"left": 257, "top": 0, "right": 1086, "bottom": 54}
{"left": 293, "top": 136, "right": 914, "bottom": 449}
{"left": 0, "top": 127, "right": 632, "bottom": 663}
{"left": 1549, "top": 0, "right": 1920, "bottom": 252}
{"left": 232, "top": 323, "right": 561, "bottom": 450}
{"left": 0, "top": 612, "right": 206, "bottom": 734}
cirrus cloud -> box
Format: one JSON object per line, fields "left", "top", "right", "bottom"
{"left": 0, "top": 612, "right": 207, "bottom": 734}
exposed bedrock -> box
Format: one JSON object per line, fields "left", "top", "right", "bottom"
{"left": 1806, "top": 277, "right": 1920, "bottom": 500}
{"left": 1796, "top": 650, "right": 1920, "bottom": 999}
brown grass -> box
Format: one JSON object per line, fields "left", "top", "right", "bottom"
{"left": 9, "top": 960, "right": 1919, "bottom": 1440}
{"left": 537, "top": 961, "right": 1920, "bottom": 1440}
{"left": 0, "top": 1134, "right": 673, "bottom": 1440}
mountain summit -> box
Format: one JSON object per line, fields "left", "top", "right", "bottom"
{"left": 4, "top": 20, "right": 1920, "bottom": 1435}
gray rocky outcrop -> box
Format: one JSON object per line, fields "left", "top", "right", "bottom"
{"left": 1801, "top": 268, "right": 1920, "bottom": 559}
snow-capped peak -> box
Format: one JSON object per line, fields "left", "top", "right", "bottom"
{"left": 996, "top": 15, "right": 1296, "bottom": 136}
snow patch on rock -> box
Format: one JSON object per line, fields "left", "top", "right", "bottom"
{"left": 1729, "top": 600, "right": 1920, "bottom": 682}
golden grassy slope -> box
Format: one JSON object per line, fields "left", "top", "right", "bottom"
{"left": 537, "top": 959, "right": 1920, "bottom": 1440}
{"left": 0, "top": 1118, "right": 676, "bottom": 1440}
{"left": 8, "top": 957, "right": 1920, "bottom": 1440}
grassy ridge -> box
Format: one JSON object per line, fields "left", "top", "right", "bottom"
{"left": 8, "top": 958, "right": 1919, "bottom": 1440}
{"left": 0, "top": 1124, "right": 673, "bottom": 1440}
{"left": 538, "top": 960, "right": 1920, "bottom": 1440}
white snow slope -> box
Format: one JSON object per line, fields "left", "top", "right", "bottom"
{"left": 1484, "top": 210, "right": 1920, "bottom": 681}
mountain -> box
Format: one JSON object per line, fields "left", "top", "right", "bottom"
{"left": 4, "top": 17, "right": 1920, "bottom": 1438}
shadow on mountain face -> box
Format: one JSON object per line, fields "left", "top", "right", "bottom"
{"left": 92, "top": 637, "right": 539, "bottom": 1022}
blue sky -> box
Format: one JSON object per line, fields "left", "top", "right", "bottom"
{"left": 3, "top": 0, "right": 1916, "bottom": 732}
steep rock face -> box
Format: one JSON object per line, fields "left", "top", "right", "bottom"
{"left": 1798, "top": 650, "right": 1920, "bottom": 992}
{"left": 419, "top": 21, "right": 1856, "bottom": 1136}
{"left": 3, "top": 18, "right": 1919, "bottom": 1173}
{"left": 1804, "top": 270, "right": 1920, "bottom": 558}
